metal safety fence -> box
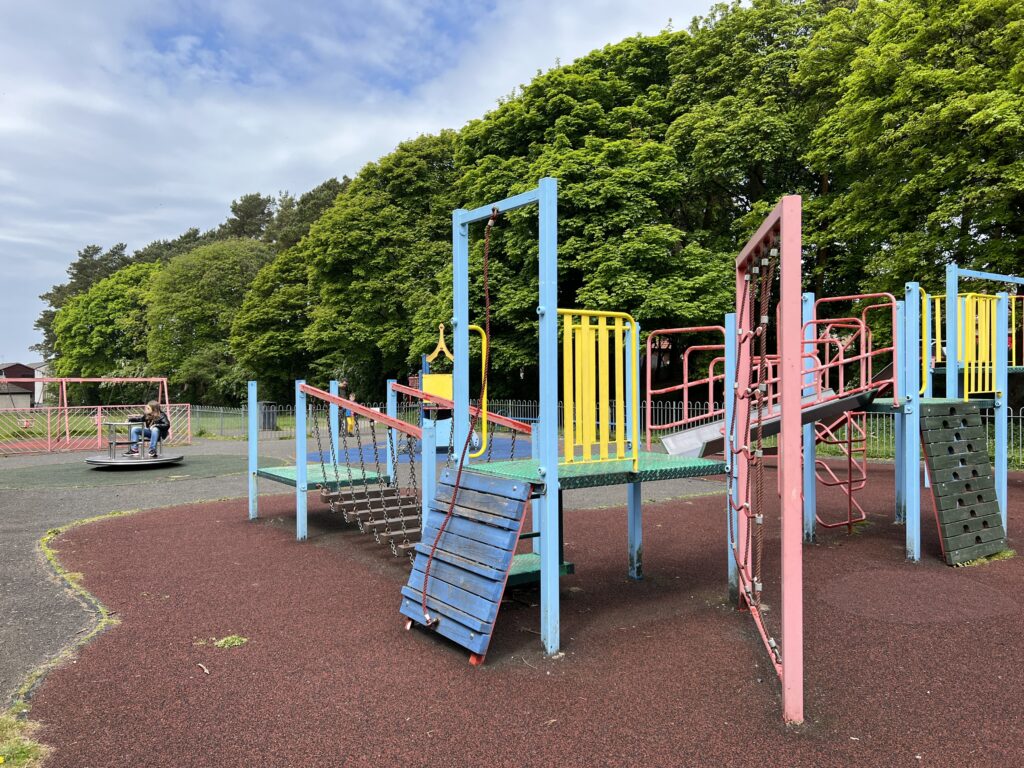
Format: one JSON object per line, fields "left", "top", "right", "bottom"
{"left": 0, "top": 404, "right": 192, "bottom": 456}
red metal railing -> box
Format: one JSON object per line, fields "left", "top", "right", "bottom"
{"left": 0, "top": 403, "right": 191, "bottom": 456}
{"left": 645, "top": 326, "right": 726, "bottom": 449}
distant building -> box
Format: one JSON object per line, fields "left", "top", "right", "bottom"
{"left": 0, "top": 362, "right": 36, "bottom": 408}
{"left": 29, "top": 361, "right": 49, "bottom": 404}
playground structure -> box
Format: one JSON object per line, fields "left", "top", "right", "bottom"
{"left": 0, "top": 376, "right": 189, "bottom": 456}
{"left": 244, "top": 179, "right": 1017, "bottom": 726}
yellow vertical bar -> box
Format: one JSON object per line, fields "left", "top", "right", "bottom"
{"left": 574, "top": 318, "right": 584, "bottom": 453}
{"left": 615, "top": 318, "right": 625, "bottom": 459}
{"left": 631, "top": 320, "right": 640, "bottom": 472}
{"left": 582, "top": 316, "right": 594, "bottom": 460}
{"left": 990, "top": 297, "right": 997, "bottom": 391}
{"left": 598, "top": 316, "right": 609, "bottom": 460}
{"left": 1007, "top": 296, "right": 1015, "bottom": 370}
{"left": 562, "top": 314, "right": 575, "bottom": 463}
{"left": 934, "top": 297, "right": 943, "bottom": 363}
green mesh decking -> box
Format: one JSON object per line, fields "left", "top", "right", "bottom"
{"left": 256, "top": 464, "right": 386, "bottom": 489}
{"left": 471, "top": 452, "right": 726, "bottom": 490}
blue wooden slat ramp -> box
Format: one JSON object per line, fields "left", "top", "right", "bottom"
{"left": 400, "top": 468, "right": 532, "bottom": 663}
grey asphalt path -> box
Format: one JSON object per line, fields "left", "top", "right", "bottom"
{"left": 0, "top": 437, "right": 723, "bottom": 707}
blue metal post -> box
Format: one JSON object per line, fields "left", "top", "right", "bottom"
{"left": 946, "top": 264, "right": 959, "bottom": 399}
{"left": 452, "top": 210, "right": 471, "bottom": 466}
{"left": 903, "top": 285, "right": 922, "bottom": 560}
{"left": 386, "top": 379, "right": 397, "bottom": 483}
{"left": 995, "top": 292, "right": 1009, "bottom": 531}
{"left": 626, "top": 320, "right": 642, "bottom": 580}
{"left": 295, "top": 380, "right": 308, "bottom": 541}
{"left": 329, "top": 380, "right": 339, "bottom": 466}
{"left": 248, "top": 381, "right": 258, "bottom": 520}
{"left": 537, "top": 177, "right": 561, "bottom": 655}
{"left": 421, "top": 418, "right": 437, "bottom": 531}
{"left": 724, "top": 312, "right": 738, "bottom": 598}
{"left": 801, "top": 293, "right": 817, "bottom": 541}
{"left": 894, "top": 301, "right": 906, "bottom": 522}
{"left": 531, "top": 428, "right": 541, "bottom": 553}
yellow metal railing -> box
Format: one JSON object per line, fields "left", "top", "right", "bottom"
{"left": 922, "top": 291, "right": 1000, "bottom": 399}
{"left": 559, "top": 309, "right": 639, "bottom": 471}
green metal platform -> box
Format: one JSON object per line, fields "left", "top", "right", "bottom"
{"left": 471, "top": 452, "right": 726, "bottom": 490}
{"left": 507, "top": 552, "right": 576, "bottom": 587}
{"left": 256, "top": 464, "right": 386, "bottom": 489}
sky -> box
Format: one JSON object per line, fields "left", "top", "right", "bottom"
{"left": 0, "top": 0, "right": 712, "bottom": 366}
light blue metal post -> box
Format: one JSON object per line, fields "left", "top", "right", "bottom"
{"left": 903, "top": 285, "right": 922, "bottom": 560}
{"left": 723, "top": 312, "right": 738, "bottom": 598}
{"left": 329, "top": 380, "right": 340, "bottom": 466}
{"left": 531, "top": 429, "right": 541, "bottom": 553}
{"left": 894, "top": 301, "right": 906, "bottom": 522}
{"left": 946, "top": 264, "right": 959, "bottom": 399}
{"left": 626, "top": 321, "right": 642, "bottom": 580}
{"left": 801, "top": 293, "right": 817, "bottom": 541}
{"left": 386, "top": 379, "right": 398, "bottom": 482}
{"left": 295, "top": 380, "right": 308, "bottom": 541}
{"left": 421, "top": 418, "right": 437, "bottom": 531}
{"left": 248, "top": 381, "right": 258, "bottom": 520}
{"left": 452, "top": 210, "right": 471, "bottom": 465}
{"left": 995, "top": 293, "right": 1009, "bottom": 531}
{"left": 537, "top": 177, "right": 561, "bottom": 655}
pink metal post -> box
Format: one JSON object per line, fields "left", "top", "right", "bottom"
{"left": 732, "top": 195, "right": 803, "bottom": 724}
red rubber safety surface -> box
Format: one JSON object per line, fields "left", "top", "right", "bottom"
{"left": 29, "top": 466, "right": 1024, "bottom": 768}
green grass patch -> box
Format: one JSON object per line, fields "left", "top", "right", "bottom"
{"left": 956, "top": 548, "right": 1016, "bottom": 567}
{"left": 213, "top": 634, "right": 248, "bottom": 649}
{"left": 0, "top": 711, "right": 47, "bottom": 767}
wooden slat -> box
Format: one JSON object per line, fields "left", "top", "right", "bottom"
{"left": 412, "top": 543, "right": 504, "bottom": 581}
{"left": 399, "top": 599, "right": 487, "bottom": 655}
{"left": 400, "top": 586, "right": 490, "bottom": 634}
{"left": 406, "top": 568, "right": 499, "bottom": 624}
{"left": 429, "top": 501, "right": 520, "bottom": 531}
{"left": 411, "top": 554, "right": 506, "bottom": 602}
{"left": 434, "top": 484, "right": 524, "bottom": 519}
{"left": 362, "top": 515, "right": 421, "bottom": 532}
{"left": 438, "top": 468, "right": 530, "bottom": 501}
{"left": 378, "top": 528, "right": 420, "bottom": 544}
{"left": 422, "top": 515, "right": 518, "bottom": 553}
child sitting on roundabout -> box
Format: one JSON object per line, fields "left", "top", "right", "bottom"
{"left": 124, "top": 401, "right": 171, "bottom": 457}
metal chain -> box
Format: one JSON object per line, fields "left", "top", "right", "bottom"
{"left": 385, "top": 425, "right": 410, "bottom": 555}
{"left": 353, "top": 412, "right": 372, "bottom": 532}
{"left": 311, "top": 404, "right": 334, "bottom": 512}
{"left": 403, "top": 430, "right": 419, "bottom": 561}
{"left": 368, "top": 420, "right": 392, "bottom": 544}
{"left": 338, "top": 404, "right": 356, "bottom": 523}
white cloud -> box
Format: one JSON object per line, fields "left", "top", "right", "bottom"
{"left": 0, "top": 0, "right": 710, "bottom": 365}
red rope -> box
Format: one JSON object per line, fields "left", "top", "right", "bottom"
{"left": 421, "top": 207, "right": 499, "bottom": 625}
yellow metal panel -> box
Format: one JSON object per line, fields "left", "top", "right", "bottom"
{"left": 422, "top": 373, "right": 453, "bottom": 400}
{"left": 563, "top": 314, "right": 575, "bottom": 463}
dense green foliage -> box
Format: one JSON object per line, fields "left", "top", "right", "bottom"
{"left": 147, "top": 239, "right": 273, "bottom": 403}
{"left": 39, "top": 0, "right": 1024, "bottom": 404}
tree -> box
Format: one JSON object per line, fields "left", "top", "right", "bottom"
{"left": 301, "top": 132, "right": 459, "bottom": 399}
{"left": 263, "top": 177, "right": 351, "bottom": 252}
{"left": 51, "top": 261, "right": 160, "bottom": 378}
{"left": 219, "top": 193, "right": 276, "bottom": 239}
{"left": 147, "top": 238, "right": 274, "bottom": 403}
{"left": 33, "top": 243, "right": 131, "bottom": 358}
{"left": 229, "top": 247, "right": 316, "bottom": 402}
{"left": 802, "top": 0, "right": 1024, "bottom": 292}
